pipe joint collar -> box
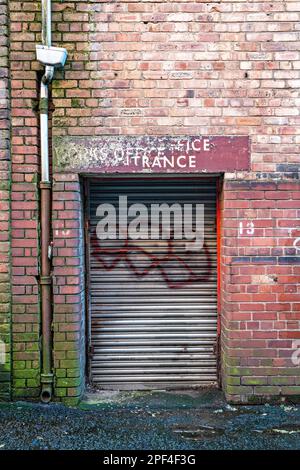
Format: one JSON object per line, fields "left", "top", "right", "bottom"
{"left": 41, "top": 373, "right": 54, "bottom": 384}
{"left": 40, "top": 276, "right": 52, "bottom": 285}
{"left": 40, "top": 181, "right": 51, "bottom": 189}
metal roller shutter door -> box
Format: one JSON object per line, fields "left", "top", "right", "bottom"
{"left": 89, "top": 178, "right": 218, "bottom": 389}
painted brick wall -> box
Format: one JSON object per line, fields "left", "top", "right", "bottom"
{"left": 7, "top": 1, "right": 300, "bottom": 402}
{"left": 0, "top": 0, "right": 11, "bottom": 400}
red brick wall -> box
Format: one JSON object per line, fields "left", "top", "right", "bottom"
{"left": 220, "top": 181, "right": 300, "bottom": 402}
{"left": 50, "top": 0, "right": 299, "bottom": 178}
{"left": 7, "top": 1, "right": 300, "bottom": 402}
{"left": 0, "top": 0, "right": 11, "bottom": 400}
{"left": 52, "top": 174, "right": 86, "bottom": 404}
{"left": 10, "top": 0, "right": 41, "bottom": 398}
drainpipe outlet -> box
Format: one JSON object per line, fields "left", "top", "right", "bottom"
{"left": 40, "top": 373, "right": 54, "bottom": 403}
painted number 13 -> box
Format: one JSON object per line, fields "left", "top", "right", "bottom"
{"left": 239, "top": 221, "right": 254, "bottom": 236}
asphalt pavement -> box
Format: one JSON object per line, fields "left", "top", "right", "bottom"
{"left": 1, "top": 388, "right": 300, "bottom": 450}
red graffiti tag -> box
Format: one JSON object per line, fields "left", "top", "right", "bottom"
{"left": 91, "top": 229, "right": 212, "bottom": 289}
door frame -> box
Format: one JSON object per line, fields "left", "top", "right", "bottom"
{"left": 82, "top": 174, "right": 223, "bottom": 389}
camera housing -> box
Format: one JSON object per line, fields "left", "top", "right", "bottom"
{"left": 36, "top": 45, "right": 68, "bottom": 68}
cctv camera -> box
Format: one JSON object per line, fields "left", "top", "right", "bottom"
{"left": 36, "top": 45, "right": 68, "bottom": 68}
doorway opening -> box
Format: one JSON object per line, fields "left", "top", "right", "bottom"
{"left": 84, "top": 176, "right": 221, "bottom": 390}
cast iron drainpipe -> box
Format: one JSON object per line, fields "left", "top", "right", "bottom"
{"left": 40, "top": 67, "right": 54, "bottom": 404}
{"left": 40, "top": 0, "right": 54, "bottom": 404}
{"left": 38, "top": 0, "right": 67, "bottom": 403}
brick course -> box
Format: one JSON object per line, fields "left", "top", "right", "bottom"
{"left": 5, "top": 1, "right": 300, "bottom": 402}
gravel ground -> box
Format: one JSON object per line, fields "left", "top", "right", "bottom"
{"left": 1, "top": 389, "right": 300, "bottom": 450}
